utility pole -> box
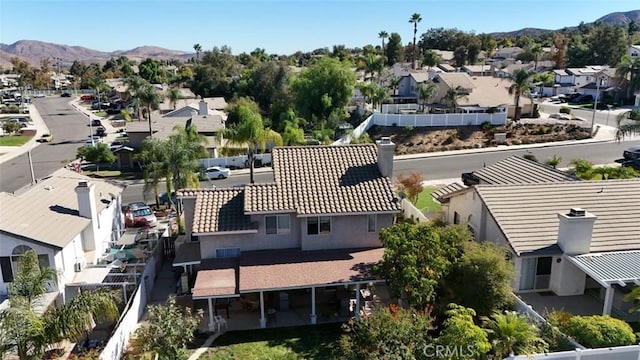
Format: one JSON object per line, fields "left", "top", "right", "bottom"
{"left": 590, "top": 70, "right": 604, "bottom": 136}
{"left": 27, "top": 150, "right": 36, "bottom": 184}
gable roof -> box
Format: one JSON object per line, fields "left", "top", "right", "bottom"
{"left": 473, "top": 155, "right": 580, "bottom": 184}
{"left": 0, "top": 168, "right": 124, "bottom": 248}
{"left": 432, "top": 182, "right": 468, "bottom": 203}
{"left": 435, "top": 72, "right": 476, "bottom": 91}
{"left": 180, "top": 188, "right": 257, "bottom": 234}
{"left": 409, "top": 72, "right": 429, "bottom": 83}
{"left": 475, "top": 179, "right": 640, "bottom": 255}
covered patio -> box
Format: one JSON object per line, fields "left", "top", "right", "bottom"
{"left": 190, "top": 247, "right": 390, "bottom": 332}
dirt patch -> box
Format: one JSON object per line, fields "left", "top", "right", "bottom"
{"left": 368, "top": 123, "right": 591, "bottom": 155}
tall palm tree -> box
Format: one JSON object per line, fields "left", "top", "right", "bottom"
{"left": 615, "top": 110, "right": 640, "bottom": 140}
{"left": 508, "top": 68, "right": 533, "bottom": 122}
{"left": 530, "top": 44, "right": 543, "bottom": 71}
{"left": 409, "top": 13, "right": 422, "bottom": 70}
{"left": 418, "top": 82, "right": 438, "bottom": 112}
{"left": 615, "top": 55, "right": 640, "bottom": 99}
{"left": 193, "top": 43, "right": 202, "bottom": 62}
{"left": 125, "top": 75, "right": 150, "bottom": 121}
{"left": 483, "top": 311, "right": 544, "bottom": 358}
{"left": 166, "top": 87, "right": 182, "bottom": 110}
{"left": 441, "top": 85, "right": 469, "bottom": 112}
{"left": 165, "top": 125, "right": 208, "bottom": 195}
{"left": 378, "top": 31, "right": 389, "bottom": 53}
{"left": 137, "top": 84, "right": 163, "bottom": 137}
{"left": 135, "top": 138, "right": 169, "bottom": 206}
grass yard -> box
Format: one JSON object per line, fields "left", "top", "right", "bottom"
{"left": 0, "top": 135, "right": 33, "bottom": 146}
{"left": 198, "top": 324, "right": 343, "bottom": 360}
{"left": 82, "top": 170, "right": 122, "bottom": 178}
{"left": 415, "top": 186, "right": 442, "bottom": 213}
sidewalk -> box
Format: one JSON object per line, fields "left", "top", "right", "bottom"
{"left": 0, "top": 103, "right": 49, "bottom": 164}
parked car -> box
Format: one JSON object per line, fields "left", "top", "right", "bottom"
{"left": 159, "top": 192, "right": 177, "bottom": 206}
{"left": 80, "top": 94, "right": 95, "bottom": 101}
{"left": 622, "top": 159, "right": 640, "bottom": 171}
{"left": 95, "top": 126, "right": 106, "bottom": 137}
{"left": 204, "top": 166, "right": 231, "bottom": 179}
{"left": 61, "top": 92, "right": 71, "bottom": 97}
{"left": 568, "top": 94, "right": 593, "bottom": 104}
{"left": 38, "top": 133, "right": 53, "bottom": 142}
{"left": 623, "top": 146, "right": 640, "bottom": 160}
{"left": 33, "top": 93, "right": 45, "bottom": 98}
{"left": 125, "top": 202, "right": 158, "bottom": 227}
{"left": 91, "top": 119, "right": 102, "bottom": 127}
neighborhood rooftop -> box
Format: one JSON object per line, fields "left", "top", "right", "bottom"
{"left": 475, "top": 179, "right": 640, "bottom": 255}
{"left": 0, "top": 168, "right": 124, "bottom": 248}
{"left": 473, "top": 155, "right": 580, "bottom": 184}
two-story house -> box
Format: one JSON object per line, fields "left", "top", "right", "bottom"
{"left": 176, "top": 140, "right": 401, "bottom": 330}
{"left": 396, "top": 72, "right": 430, "bottom": 101}
{"left": 0, "top": 168, "right": 125, "bottom": 305}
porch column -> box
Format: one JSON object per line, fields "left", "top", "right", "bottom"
{"left": 355, "top": 283, "right": 361, "bottom": 321}
{"left": 310, "top": 287, "right": 317, "bottom": 324}
{"left": 208, "top": 298, "right": 215, "bottom": 330}
{"left": 259, "top": 291, "right": 266, "bottom": 328}
{"left": 602, "top": 286, "right": 614, "bottom": 316}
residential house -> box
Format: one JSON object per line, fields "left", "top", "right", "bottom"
{"left": 176, "top": 140, "right": 401, "bottom": 329}
{"left": 0, "top": 168, "right": 125, "bottom": 303}
{"left": 164, "top": 99, "right": 228, "bottom": 122}
{"left": 396, "top": 72, "right": 430, "bottom": 101}
{"left": 627, "top": 44, "right": 640, "bottom": 58}
{"left": 434, "top": 157, "right": 640, "bottom": 318}
{"left": 494, "top": 63, "right": 534, "bottom": 78}
{"left": 437, "top": 64, "right": 456, "bottom": 73}
{"left": 159, "top": 96, "right": 227, "bottom": 114}
{"left": 461, "top": 65, "right": 492, "bottom": 77}
{"left": 428, "top": 49, "right": 454, "bottom": 63}
{"left": 493, "top": 46, "right": 523, "bottom": 60}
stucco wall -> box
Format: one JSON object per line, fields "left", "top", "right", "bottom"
{"left": 300, "top": 214, "right": 390, "bottom": 251}
{"left": 550, "top": 256, "right": 586, "bottom": 296}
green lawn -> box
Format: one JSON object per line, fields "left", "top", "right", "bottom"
{"left": 94, "top": 111, "right": 108, "bottom": 117}
{"left": 198, "top": 324, "right": 343, "bottom": 360}
{"left": 82, "top": 170, "right": 121, "bottom": 178}
{"left": 415, "top": 186, "right": 442, "bottom": 213}
{"left": 0, "top": 135, "right": 33, "bottom": 146}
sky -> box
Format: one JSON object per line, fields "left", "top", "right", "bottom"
{"left": 1, "top": 0, "right": 639, "bottom": 55}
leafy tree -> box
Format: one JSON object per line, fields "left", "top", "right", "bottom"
{"left": 225, "top": 97, "right": 263, "bottom": 127}
{"left": 616, "top": 109, "right": 640, "bottom": 140}
{"left": 2, "top": 120, "right": 22, "bottom": 135}
{"left": 132, "top": 297, "right": 203, "bottom": 360}
{"left": 441, "top": 86, "right": 469, "bottom": 111}
{"left": 532, "top": 72, "right": 554, "bottom": 86}
{"left": 453, "top": 46, "right": 466, "bottom": 68}
{"left": 290, "top": 57, "right": 355, "bottom": 127}
{"left": 409, "top": 13, "right": 422, "bottom": 69}
{"left": 190, "top": 47, "right": 239, "bottom": 99}
{"left": 437, "top": 304, "right": 491, "bottom": 360}
{"left": 340, "top": 305, "right": 433, "bottom": 359}
{"left": 552, "top": 33, "right": 568, "bottom": 69}
{"left": 441, "top": 242, "right": 514, "bottom": 318}
{"left": 616, "top": 55, "right": 640, "bottom": 100}
{"left": 378, "top": 30, "right": 388, "bottom": 53}
{"left": 568, "top": 158, "right": 595, "bottom": 179}
{"left": 555, "top": 314, "right": 636, "bottom": 348}
{"left": 624, "top": 286, "right": 640, "bottom": 314}
{"left": 544, "top": 155, "right": 562, "bottom": 169}
{"left": 421, "top": 50, "right": 442, "bottom": 69}
{"left": 508, "top": 68, "right": 533, "bottom": 121}
{"left": 395, "top": 171, "right": 423, "bottom": 203}
{"left": 139, "top": 58, "right": 166, "bottom": 84}
{"left": 357, "top": 54, "right": 385, "bottom": 82}
{"left": 76, "top": 143, "right": 116, "bottom": 171}
{"left": 238, "top": 61, "right": 290, "bottom": 117}
{"left": 588, "top": 24, "right": 627, "bottom": 66}
{"left": 165, "top": 125, "right": 208, "bottom": 195}
{"left": 385, "top": 32, "right": 404, "bottom": 66}
{"left": 467, "top": 40, "right": 481, "bottom": 65}
{"left": 483, "top": 311, "right": 546, "bottom": 358}
{"left": 375, "top": 223, "right": 468, "bottom": 307}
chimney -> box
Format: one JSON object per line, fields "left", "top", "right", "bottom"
{"left": 376, "top": 137, "right": 395, "bottom": 178}
{"left": 198, "top": 100, "right": 209, "bottom": 116}
{"left": 556, "top": 207, "right": 597, "bottom": 255}
{"left": 75, "top": 181, "right": 99, "bottom": 253}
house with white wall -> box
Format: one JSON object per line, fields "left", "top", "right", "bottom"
{"left": 396, "top": 72, "right": 430, "bottom": 101}
{"left": 627, "top": 44, "right": 640, "bottom": 58}
{"left": 493, "top": 46, "right": 523, "bottom": 60}
{"left": 0, "top": 168, "right": 125, "bottom": 303}
{"left": 176, "top": 140, "right": 401, "bottom": 330}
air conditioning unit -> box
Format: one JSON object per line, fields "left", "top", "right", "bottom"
{"left": 74, "top": 262, "right": 82, "bottom": 272}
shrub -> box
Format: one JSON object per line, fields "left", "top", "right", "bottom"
{"left": 523, "top": 153, "right": 538, "bottom": 162}
{"left": 559, "top": 106, "right": 572, "bottom": 115}
{"left": 558, "top": 315, "right": 636, "bottom": 348}
{"left": 0, "top": 105, "right": 19, "bottom": 114}
{"left": 404, "top": 125, "right": 414, "bottom": 133}
{"left": 481, "top": 121, "right": 493, "bottom": 131}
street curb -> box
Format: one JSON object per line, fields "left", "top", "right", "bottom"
{"left": 0, "top": 104, "right": 49, "bottom": 165}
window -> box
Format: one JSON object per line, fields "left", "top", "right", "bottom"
{"left": 307, "top": 216, "right": 331, "bottom": 235}
{"left": 367, "top": 214, "right": 377, "bottom": 232}
{"left": 265, "top": 215, "right": 290, "bottom": 235}
{"left": 453, "top": 211, "right": 460, "bottom": 225}
{"left": 519, "top": 256, "right": 552, "bottom": 290}
{"left": 216, "top": 248, "right": 240, "bottom": 258}
{"left": 1, "top": 246, "right": 50, "bottom": 283}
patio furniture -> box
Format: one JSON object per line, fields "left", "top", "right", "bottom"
{"left": 214, "top": 298, "right": 230, "bottom": 318}
{"left": 267, "top": 308, "right": 277, "bottom": 325}
{"left": 213, "top": 315, "right": 228, "bottom": 333}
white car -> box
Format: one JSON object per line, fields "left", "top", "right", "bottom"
{"left": 205, "top": 166, "right": 231, "bottom": 179}
{"left": 34, "top": 93, "right": 46, "bottom": 98}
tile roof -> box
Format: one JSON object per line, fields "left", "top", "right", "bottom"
{"left": 473, "top": 155, "right": 580, "bottom": 184}
{"left": 0, "top": 168, "right": 124, "bottom": 248}
{"left": 432, "top": 182, "right": 467, "bottom": 202}
{"left": 567, "top": 251, "right": 640, "bottom": 286}
{"left": 190, "top": 188, "right": 257, "bottom": 234}
{"left": 244, "top": 183, "right": 294, "bottom": 213}
{"left": 268, "top": 145, "right": 401, "bottom": 215}
{"left": 475, "top": 179, "right": 640, "bottom": 255}
{"left": 436, "top": 72, "right": 476, "bottom": 91}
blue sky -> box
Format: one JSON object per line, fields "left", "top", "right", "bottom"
{"left": 1, "top": 0, "right": 638, "bottom": 55}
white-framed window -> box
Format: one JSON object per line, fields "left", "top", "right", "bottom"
{"left": 216, "top": 248, "right": 240, "bottom": 258}
{"left": 265, "top": 215, "right": 290, "bottom": 235}
{"left": 0, "top": 245, "right": 50, "bottom": 283}
{"left": 307, "top": 216, "right": 331, "bottom": 235}
{"left": 367, "top": 214, "right": 377, "bottom": 232}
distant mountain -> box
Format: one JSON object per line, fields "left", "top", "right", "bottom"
{"left": 0, "top": 40, "right": 193, "bottom": 69}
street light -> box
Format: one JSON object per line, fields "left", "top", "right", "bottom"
{"left": 606, "top": 104, "right": 612, "bottom": 126}
{"left": 590, "top": 70, "right": 606, "bottom": 136}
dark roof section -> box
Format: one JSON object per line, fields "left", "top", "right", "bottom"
{"left": 473, "top": 155, "right": 580, "bottom": 185}
{"left": 191, "top": 188, "right": 257, "bottom": 234}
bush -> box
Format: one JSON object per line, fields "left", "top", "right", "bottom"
{"left": 0, "top": 105, "right": 19, "bottom": 114}
{"left": 481, "top": 121, "right": 493, "bottom": 131}
{"left": 558, "top": 315, "right": 636, "bottom": 348}
{"left": 559, "top": 106, "right": 572, "bottom": 115}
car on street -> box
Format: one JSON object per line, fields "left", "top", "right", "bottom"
{"left": 33, "top": 93, "right": 46, "bottom": 98}
{"left": 61, "top": 92, "right": 71, "bottom": 97}
{"left": 80, "top": 94, "right": 95, "bottom": 101}
{"left": 124, "top": 202, "right": 158, "bottom": 227}
{"left": 568, "top": 94, "right": 593, "bottom": 104}
{"left": 38, "top": 133, "right": 53, "bottom": 142}
{"left": 204, "top": 166, "right": 231, "bottom": 179}
{"left": 91, "top": 119, "right": 102, "bottom": 127}
{"left": 623, "top": 146, "right": 640, "bottom": 160}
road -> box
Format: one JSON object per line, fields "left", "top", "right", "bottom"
{"left": 0, "top": 97, "right": 92, "bottom": 193}
{"left": 122, "top": 139, "right": 640, "bottom": 204}
{"left": 539, "top": 101, "right": 621, "bottom": 127}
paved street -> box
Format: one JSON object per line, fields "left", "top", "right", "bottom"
{"left": 539, "top": 101, "right": 626, "bottom": 127}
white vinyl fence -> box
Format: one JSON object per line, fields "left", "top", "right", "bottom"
{"left": 381, "top": 104, "right": 420, "bottom": 114}
{"left": 505, "top": 345, "right": 640, "bottom": 360}
{"left": 199, "top": 153, "right": 272, "bottom": 169}
{"left": 401, "top": 199, "right": 428, "bottom": 223}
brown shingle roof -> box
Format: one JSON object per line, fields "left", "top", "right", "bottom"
{"left": 191, "top": 188, "right": 257, "bottom": 234}
{"left": 269, "top": 145, "right": 400, "bottom": 215}
{"left": 476, "top": 179, "right": 640, "bottom": 255}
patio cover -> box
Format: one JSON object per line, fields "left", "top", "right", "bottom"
{"left": 566, "top": 250, "right": 640, "bottom": 287}
{"left": 68, "top": 266, "right": 112, "bottom": 286}
{"left": 192, "top": 268, "right": 238, "bottom": 299}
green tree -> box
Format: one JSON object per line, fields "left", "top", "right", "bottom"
{"left": 483, "top": 311, "right": 546, "bottom": 358}
{"left": 134, "top": 138, "right": 169, "bottom": 206}
{"left": 385, "top": 32, "right": 404, "bottom": 66}
{"left": 378, "top": 30, "right": 388, "bottom": 53}
{"left": 616, "top": 109, "right": 640, "bottom": 140}
{"left": 125, "top": 75, "right": 151, "bottom": 121}
{"left": 193, "top": 44, "right": 202, "bottom": 62}
{"left": 508, "top": 68, "right": 533, "bottom": 121}
{"left": 357, "top": 53, "right": 385, "bottom": 83}
{"left": 132, "top": 297, "right": 203, "bottom": 360}
{"left": 139, "top": 58, "right": 166, "bottom": 84}
{"left": 238, "top": 61, "right": 290, "bottom": 117}
{"left": 616, "top": 55, "right": 640, "bottom": 100}
{"left": 467, "top": 40, "right": 481, "bottom": 65}
{"left": 76, "top": 143, "right": 116, "bottom": 171}
{"left": 531, "top": 44, "right": 543, "bottom": 70}
{"left": 375, "top": 223, "right": 468, "bottom": 307}
{"left": 453, "top": 46, "right": 467, "bottom": 68}
{"left": 290, "top": 57, "right": 355, "bottom": 127}
{"left": 418, "top": 82, "right": 438, "bottom": 112}
{"left": 588, "top": 24, "right": 627, "bottom": 66}
{"left": 421, "top": 50, "right": 442, "bottom": 70}
{"left": 437, "top": 304, "right": 491, "bottom": 360}
{"left": 2, "top": 121, "right": 22, "bottom": 135}
{"left": 624, "top": 286, "right": 640, "bottom": 313}
{"left": 165, "top": 125, "right": 208, "bottom": 194}
{"left": 340, "top": 305, "right": 433, "bottom": 359}
{"left": 441, "top": 86, "right": 469, "bottom": 111}
{"left": 409, "top": 13, "right": 422, "bottom": 69}
{"left": 556, "top": 315, "right": 636, "bottom": 348}
{"left": 138, "top": 83, "right": 163, "bottom": 137}
{"left": 166, "top": 87, "right": 182, "bottom": 110}
{"left": 568, "top": 158, "right": 595, "bottom": 179}
{"left": 544, "top": 155, "right": 562, "bottom": 169}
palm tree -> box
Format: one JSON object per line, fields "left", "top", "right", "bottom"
{"left": 591, "top": 166, "right": 611, "bottom": 180}
{"left": 608, "top": 165, "right": 639, "bottom": 179}
{"left": 508, "top": 68, "right": 533, "bottom": 122}
{"left": 193, "top": 43, "right": 202, "bottom": 62}
{"left": 615, "top": 55, "right": 640, "bottom": 100}
{"left": 569, "top": 158, "right": 595, "bottom": 179}
{"left": 388, "top": 76, "right": 401, "bottom": 96}
{"left": 370, "top": 83, "right": 390, "bottom": 111}
{"left": 166, "top": 87, "right": 182, "bottom": 110}
{"left": 530, "top": 44, "right": 543, "bottom": 71}
{"left": 418, "top": 82, "right": 438, "bottom": 112}
{"left": 615, "top": 110, "right": 640, "bottom": 140}
{"left": 483, "top": 311, "right": 544, "bottom": 358}
{"left": 420, "top": 50, "right": 441, "bottom": 70}
{"left": 137, "top": 84, "right": 163, "bottom": 137}
{"left": 125, "top": 75, "right": 150, "bottom": 120}
{"left": 624, "top": 286, "right": 640, "bottom": 313}
{"left": 135, "top": 138, "right": 169, "bottom": 206}
{"left": 165, "top": 125, "right": 208, "bottom": 195}
{"left": 378, "top": 31, "right": 389, "bottom": 53}
{"left": 357, "top": 54, "right": 385, "bottom": 83}
{"left": 441, "top": 86, "right": 469, "bottom": 112}
{"left": 409, "top": 13, "right": 422, "bottom": 70}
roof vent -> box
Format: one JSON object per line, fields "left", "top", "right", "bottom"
{"left": 568, "top": 208, "right": 586, "bottom": 217}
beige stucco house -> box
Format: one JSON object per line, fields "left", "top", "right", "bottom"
{"left": 176, "top": 140, "right": 401, "bottom": 329}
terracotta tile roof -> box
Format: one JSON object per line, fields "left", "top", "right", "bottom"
{"left": 244, "top": 183, "right": 294, "bottom": 213}
{"left": 267, "top": 145, "right": 400, "bottom": 215}
{"left": 191, "top": 188, "right": 257, "bottom": 234}
{"left": 473, "top": 155, "right": 580, "bottom": 185}
{"left": 432, "top": 182, "right": 468, "bottom": 203}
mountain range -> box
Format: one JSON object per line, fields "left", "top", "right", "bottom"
{"left": 1, "top": 10, "right": 638, "bottom": 69}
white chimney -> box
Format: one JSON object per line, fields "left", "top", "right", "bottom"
{"left": 376, "top": 137, "right": 395, "bottom": 178}
{"left": 556, "top": 208, "right": 597, "bottom": 255}
{"left": 75, "top": 181, "right": 98, "bottom": 252}
{"left": 198, "top": 100, "right": 209, "bottom": 116}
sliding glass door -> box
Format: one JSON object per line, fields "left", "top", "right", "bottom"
{"left": 519, "top": 256, "right": 552, "bottom": 291}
